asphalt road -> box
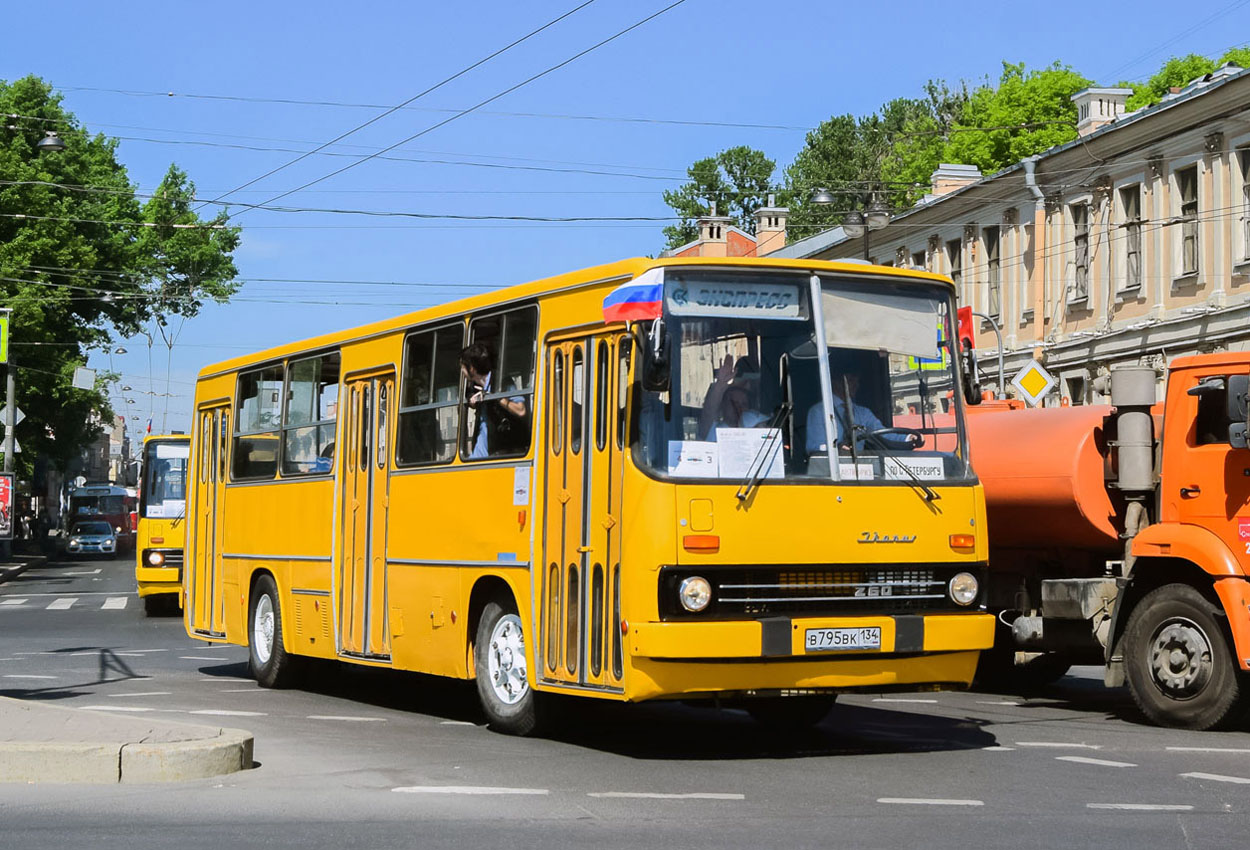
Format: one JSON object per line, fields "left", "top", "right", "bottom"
{"left": 2, "top": 554, "right": 1249, "bottom": 849}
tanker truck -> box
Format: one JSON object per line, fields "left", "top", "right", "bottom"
{"left": 967, "top": 354, "right": 1250, "bottom": 730}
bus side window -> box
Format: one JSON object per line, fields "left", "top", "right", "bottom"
{"left": 282, "top": 351, "right": 340, "bottom": 475}
{"left": 462, "top": 306, "right": 536, "bottom": 459}
{"left": 397, "top": 323, "right": 462, "bottom": 465}
{"left": 234, "top": 364, "right": 283, "bottom": 480}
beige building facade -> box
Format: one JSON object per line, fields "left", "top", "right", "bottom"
{"left": 771, "top": 64, "right": 1250, "bottom": 405}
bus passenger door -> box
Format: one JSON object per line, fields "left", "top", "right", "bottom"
{"left": 338, "top": 371, "right": 394, "bottom": 659}
{"left": 188, "top": 403, "right": 229, "bottom": 638}
{"left": 541, "top": 334, "right": 623, "bottom": 688}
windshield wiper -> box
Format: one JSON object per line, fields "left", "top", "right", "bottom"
{"left": 736, "top": 402, "right": 792, "bottom": 502}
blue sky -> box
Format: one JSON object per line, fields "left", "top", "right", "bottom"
{"left": 4, "top": 0, "right": 1248, "bottom": 434}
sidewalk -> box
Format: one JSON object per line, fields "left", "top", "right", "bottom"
{"left": 0, "top": 557, "right": 255, "bottom": 783}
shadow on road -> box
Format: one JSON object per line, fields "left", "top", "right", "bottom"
{"left": 0, "top": 647, "right": 150, "bottom": 701}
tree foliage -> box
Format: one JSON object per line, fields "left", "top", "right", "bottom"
{"left": 1124, "top": 47, "right": 1250, "bottom": 110}
{"left": 662, "top": 146, "right": 777, "bottom": 249}
{"left": 0, "top": 75, "right": 241, "bottom": 474}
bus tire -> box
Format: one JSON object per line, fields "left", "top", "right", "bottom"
{"left": 474, "top": 600, "right": 540, "bottom": 736}
{"left": 1123, "top": 583, "right": 1246, "bottom": 730}
{"left": 746, "top": 694, "right": 837, "bottom": 730}
{"left": 248, "top": 574, "right": 300, "bottom": 689}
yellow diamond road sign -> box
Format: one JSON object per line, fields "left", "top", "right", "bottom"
{"left": 1012, "top": 359, "right": 1057, "bottom": 407}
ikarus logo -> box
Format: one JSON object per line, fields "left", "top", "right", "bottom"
{"left": 857, "top": 531, "right": 917, "bottom": 544}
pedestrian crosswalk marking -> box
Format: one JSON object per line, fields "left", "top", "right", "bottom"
{"left": 0, "top": 596, "right": 141, "bottom": 611}
{"left": 0, "top": 598, "right": 27, "bottom": 605}
{"left": 47, "top": 598, "right": 77, "bottom": 610}
{"left": 102, "top": 597, "right": 128, "bottom": 610}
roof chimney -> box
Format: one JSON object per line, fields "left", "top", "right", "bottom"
{"left": 1071, "top": 87, "right": 1133, "bottom": 136}
{"left": 753, "top": 193, "right": 789, "bottom": 256}
{"left": 696, "top": 202, "right": 732, "bottom": 257}
{"left": 930, "top": 164, "right": 982, "bottom": 197}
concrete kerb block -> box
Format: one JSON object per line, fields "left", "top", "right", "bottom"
{"left": 0, "top": 742, "right": 122, "bottom": 783}
{"left": 121, "top": 727, "right": 254, "bottom": 783}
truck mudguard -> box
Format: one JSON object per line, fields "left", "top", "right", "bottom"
{"left": 1213, "top": 577, "right": 1250, "bottom": 672}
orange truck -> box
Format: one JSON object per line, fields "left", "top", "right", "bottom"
{"left": 967, "top": 354, "right": 1250, "bottom": 730}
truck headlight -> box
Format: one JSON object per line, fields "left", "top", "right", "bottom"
{"left": 949, "top": 572, "right": 979, "bottom": 606}
{"left": 678, "top": 576, "right": 712, "bottom": 612}
{"left": 146, "top": 550, "right": 165, "bottom": 567}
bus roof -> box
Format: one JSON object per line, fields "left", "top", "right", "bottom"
{"left": 196, "top": 255, "right": 954, "bottom": 381}
{"left": 142, "top": 433, "right": 190, "bottom": 446}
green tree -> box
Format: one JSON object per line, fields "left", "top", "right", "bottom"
{"left": 662, "top": 146, "right": 776, "bottom": 249}
{"left": 942, "top": 61, "right": 1090, "bottom": 175}
{"left": 0, "top": 75, "right": 241, "bottom": 475}
{"left": 1123, "top": 54, "right": 1217, "bottom": 110}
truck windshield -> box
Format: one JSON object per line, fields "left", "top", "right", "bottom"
{"left": 634, "top": 269, "right": 972, "bottom": 485}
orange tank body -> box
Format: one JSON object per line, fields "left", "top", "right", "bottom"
{"left": 966, "top": 403, "right": 1124, "bottom": 553}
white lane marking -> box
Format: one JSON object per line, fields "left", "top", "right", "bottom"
{"left": 440, "top": 720, "right": 477, "bottom": 726}
{"left": 79, "top": 705, "right": 152, "bottom": 712}
{"left": 393, "top": 786, "right": 549, "bottom": 796}
{"left": 1167, "top": 746, "right": 1250, "bottom": 754}
{"left": 1180, "top": 772, "right": 1250, "bottom": 785}
{"left": 872, "top": 698, "right": 938, "bottom": 704}
{"left": 182, "top": 656, "right": 230, "bottom": 661}
{"left": 1015, "top": 742, "right": 1101, "bottom": 749}
{"left": 3, "top": 674, "right": 58, "bottom": 679}
{"left": 982, "top": 746, "right": 1016, "bottom": 752}
{"left": 126, "top": 649, "right": 169, "bottom": 654}
{"left": 46, "top": 598, "right": 77, "bottom": 610}
{"left": 878, "top": 798, "right": 984, "bottom": 807}
{"left": 60, "top": 569, "right": 103, "bottom": 576}
{"left": 189, "top": 709, "right": 267, "bottom": 717}
{"left": 1088, "top": 803, "right": 1194, "bottom": 811}
{"left": 109, "top": 691, "right": 171, "bottom": 698}
{"left": 220, "top": 688, "right": 264, "bottom": 693}
{"left": 102, "top": 597, "right": 128, "bottom": 610}
{"left": 307, "top": 715, "right": 385, "bottom": 722}
{"left": 0, "top": 598, "right": 28, "bottom": 605}
{"left": 588, "top": 792, "right": 744, "bottom": 800}
{"left": 977, "top": 700, "right": 1020, "bottom": 706}
{"left": 113, "top": 653, "right": 146, "bottom": 657}
{"left": 200, "top": 678, "right": 253, "bottom": 684}
{"left": 1057, "top": 756, "right": 1137, "bottom": 768}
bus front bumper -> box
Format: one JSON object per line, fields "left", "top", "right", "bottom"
{"left": 624, "top": 613, "right": 994, "bottom": 700}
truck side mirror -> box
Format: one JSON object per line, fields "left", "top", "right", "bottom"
{"left": 1227, "top": 375, "right": 1249, "bottom": 449}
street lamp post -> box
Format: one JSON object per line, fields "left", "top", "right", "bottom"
{"left": 810, "top": 188, "right": 891, "bottom": 261}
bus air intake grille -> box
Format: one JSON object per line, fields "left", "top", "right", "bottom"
{"left": 658, "top": 565, "right": 979, "bottom": 619}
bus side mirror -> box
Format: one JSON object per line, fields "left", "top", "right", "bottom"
{"left": 1228, "top": 375, "right": 1249, "bottom": 449}
{"left": 639, "top": 318, "right": 670, "bottom": 392}
{"left": 960, "top": 340, "right": 981, "bottom": 406}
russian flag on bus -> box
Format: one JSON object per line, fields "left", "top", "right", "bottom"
{"left": 602, "top": 269, "right": 663, "bottom": 323}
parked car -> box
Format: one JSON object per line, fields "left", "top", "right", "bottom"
{"left": 66, "top": 521, "right": 118, "bottom": 558}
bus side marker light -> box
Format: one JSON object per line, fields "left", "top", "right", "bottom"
{"left": 682, "top": 535, "right": 720, "bottom": 553}
{"left": 949, "top": 534, "right": 975, "bottom": 550}
{"left": 518, "top": 510, "right": 526, "bottom": 528}
{"left": 151, "top": 536, "right": 165, "bottom": 545}
{"left": 621, "top": 619, "right": 629, "bottom": 635}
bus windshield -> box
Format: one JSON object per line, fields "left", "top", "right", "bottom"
{"left": 634, "top": 269, "right": 972, "bottom": 484}
{"left": 142, "top": 440, "right": 189, "bottom": 519}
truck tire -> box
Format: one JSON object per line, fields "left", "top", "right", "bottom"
{"left": 1123, "top": 583, "right": 1246, "bottom": 730}
{"left": 474, "top": 600, "right": 541, "bottom": 736}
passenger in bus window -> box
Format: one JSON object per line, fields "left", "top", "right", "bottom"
{"left": 460, "top": 342, "right": 529, "bottom": 458}
{"left": 805, "top": 366, "right": 915, "bottom": 453}
{"left": 699, "top": 355, "right": 766, "bottom": 439}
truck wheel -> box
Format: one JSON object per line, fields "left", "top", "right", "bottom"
{"left": 474, "top": 600, "right": 540, "bottom": 735}
{"left": 1123, "top": 584, "right": 1245, "bottom": 730}
{"left": 249, "top": 574, "right": 300, "bottom": 688}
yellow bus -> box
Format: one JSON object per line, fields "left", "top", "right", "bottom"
{"left": 183, "top": 257, "right": 994, "bottom": 734}
{"left": 136, "top": 433, "right": 190, "bottom": 615}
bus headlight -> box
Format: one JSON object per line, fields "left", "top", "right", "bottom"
{"left": 678, "top": 576, "right": 712, "bottom": 612}
{"left": 948, "top": 572, "right": 979, "bottom": 606}
{"left": 146, "top": 550, "right": 165, "bottom": 567}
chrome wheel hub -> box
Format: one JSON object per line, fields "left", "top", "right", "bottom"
{"left": 253, "top": 595, "right": 274, "bottom": 665}
{"left": 487, "top": 614, "right": 527, "bottom": 706}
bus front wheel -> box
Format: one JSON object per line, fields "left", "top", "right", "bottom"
{"left": 249, "top": 574, "right": 300, "bottom": 689}
{"left": 474, "top": 600, "right": 540, "bottom": 735}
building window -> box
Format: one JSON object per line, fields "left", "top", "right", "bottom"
{"left": 1120, "top": 185, "right": 1142, "bottom": 292}
{"left": 983, "top": 226, "right": 1001, "bottom": 318}
{"left": 911, "top": 250, "right": 926, "bottom": 270}
{"left": 1240, "top": 150, "right": 1250, "bottom": 262}
{"left": 1071, "top": 203, "right": 1089, "bottom": 301}
{"left": 1177, "top": 165, "right": 1199, "bottom": 276}
{"left": 946, "top": 238, "right": 962, "bottom": 287}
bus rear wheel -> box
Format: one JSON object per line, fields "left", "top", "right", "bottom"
{"left": 475, "top": 600, "right": 540, "bottom": 735}
{"left": 1123, "top": 583, "right": 1246, "bottom": 730}
{"left": 249, "top": 574, "right": 300, "bottom": 689}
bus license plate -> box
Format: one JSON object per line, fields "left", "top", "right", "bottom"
{"left": 805, "top": 627, "right": 882, "bottom": 652}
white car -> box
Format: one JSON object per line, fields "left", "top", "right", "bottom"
{"left": 66, "top": 521, "right": 118, "bottom": 558}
